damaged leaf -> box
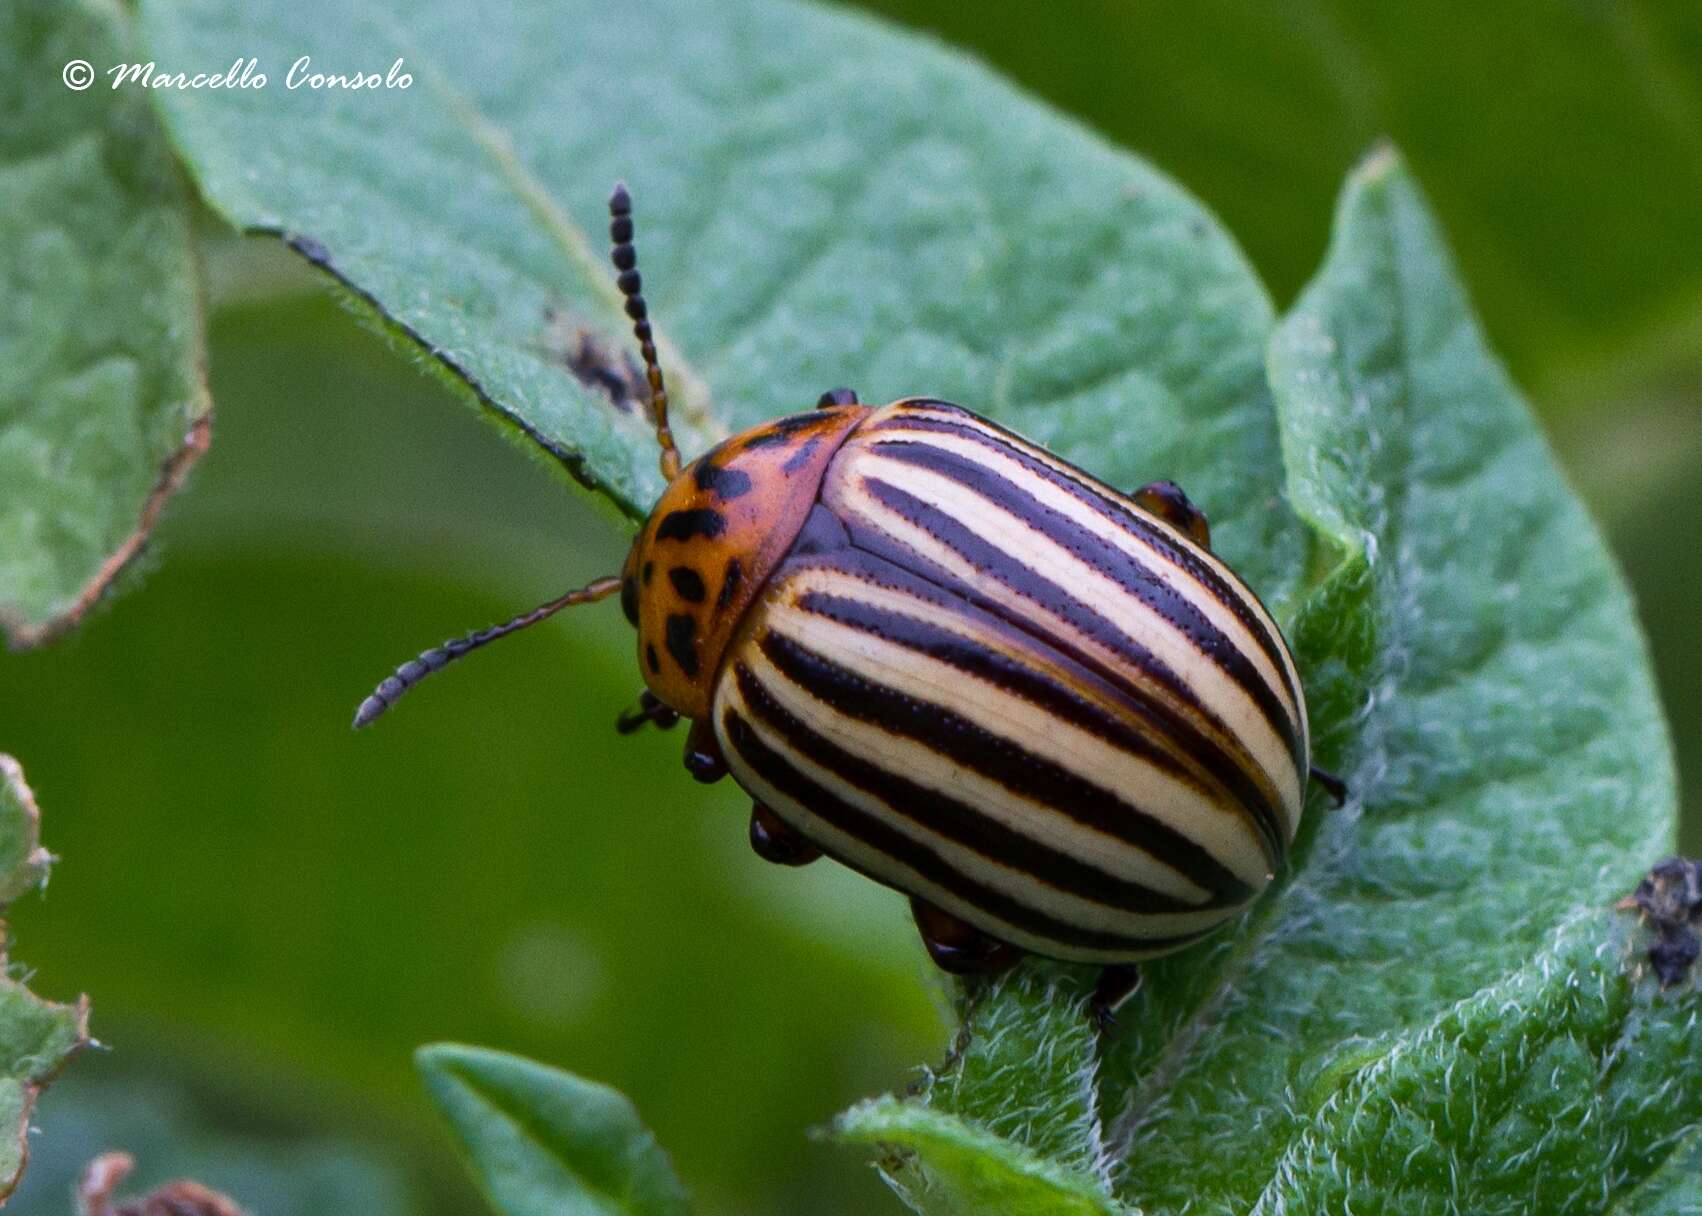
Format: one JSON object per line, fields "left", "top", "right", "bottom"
{"left": 0, "top": 756, "right": 89, "bottom": 1201}
{"left": 0, "top": 0, "right": 209, "bottom": 647}
{"left": 76, "top": 1151, "right": 247, "bottom": 1216}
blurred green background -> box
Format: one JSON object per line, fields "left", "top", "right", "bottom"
{"left": 3, "top": 3, "right": 1699, "bottom": 1213}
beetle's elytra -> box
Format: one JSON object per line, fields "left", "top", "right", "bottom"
{"left": 355, "top": 183, "right": 1339, "bottom": 1023}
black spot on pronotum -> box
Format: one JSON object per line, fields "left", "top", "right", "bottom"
{"left": 646, "top": 643, "right": 661, "bottom": 674}
{"left": 694, "top": 461, "right": 754, "bottom": 500}
{"left": 1621, "top": 857, "right": 1702, "bottom": 986}
{"left": 620, "top": 576, "right": 640, "bottom": 625}
{"left": 656, "top": 508, "right": 726, "bottom": 543}
{"left": 716, "top": 559, "right": 744, "bottom": 611}
{"left": 665, "top": 613, "right": 700, "bottom": 678}
{"left": 669, "top": 567, "right": 707, "bottom": 603}
{"left": 642, "top": 561, "right": 654, "bottom": 585}
{"left": 782, "top": 435, "right": 825, "bottom": 475}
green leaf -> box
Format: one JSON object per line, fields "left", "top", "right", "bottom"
{"left": 835, "top": 1097, "right": 1130, "bottom": 1216}
{"left": 1611, "top": 1123, "right": 1702, "bottom": 1216}
{"left": 1259, "top": 907, "right": 1702, "bottom": 1214}
{"left": 0, "top": 755, "right": 88, "bottom": 1201}
{"left": 135, "top": 0, "right": 1304, "bottom": 605}
{"left": 851, "top": 0, "right": 1702, "bottom": 411}
{"left": 417, "top": 1043, "right": 689, "bottom": 1216}
{"left": 1101, "top": 149, "right": 1673, "bottom": 1213}
{"left": 851, "top": 149, "right": 1683, "bottom": 1214}
{"left": 0, "top": 0, "right": 209, "bottom": 648}
{"left": 836, "top": 965, "right": 1121, "bottom": 1215}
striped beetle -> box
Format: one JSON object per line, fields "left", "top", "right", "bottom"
{"left": 355, "top": 183, "right": 1342, "bottom": 1022}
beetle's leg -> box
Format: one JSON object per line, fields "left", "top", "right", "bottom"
{"left": 817, "top": 388, "right": 860, "bottom": 408}
{"left": 749, "top": 803, "right": 822, "bottom": 866}
{"left": 1090, "top": 964, "right": 1143, "bottom": 1033}
{"left": 683, "top": 719, "right": 728, "bottom": 783}
{"left": 1309, "top": 765, "right": 1348, "bottom": 807}
{"left": 910, "top": 896, "right": 1023, "bottom": 976}
{"left": 615, "top": 690, "right": 680, "bottom": 735}
{"left": 1132, "top": 480, "right": 1211, "bottom": 550}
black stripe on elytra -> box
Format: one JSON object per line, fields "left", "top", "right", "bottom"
{"left": 868, "top": 439, "right": 1304, "bottom": 776}
{"left": 692, "top": 461, "right": 753, "bottom": 499}
{"left": 664, "top": 613, "right": 699, "bottom": 678}
{"left": 792, "top": 586, "right": 1281, "bottom": 865}
{"left": 668, "top": 567, "right": 707, "bottom": 603}
{"left": 857, "top": 477, "right": 1202, "bottom": 717}
{"left": 734, "top": 662, "right": 1221, "bottom": 914}
{"left": 820, "top": 529, "right": 1291, "bottom": 860}
{"left": 721, "top": 699, "right": 1216, "bottom": 953}
{"left": 758, "top": 631, "right": 1256, "bottom": 902}
{"left": 871, "top": 409, "right": 1303, "bottom": 721}
{"left": 655, "top": 508, "right": 726, "bottom": 543}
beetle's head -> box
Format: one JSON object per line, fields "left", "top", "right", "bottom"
{"left": 619, "top": 402, "right": 867, "bottom": 720}
{"left": 350, "top": 182, "right": 867, "bottom": 734}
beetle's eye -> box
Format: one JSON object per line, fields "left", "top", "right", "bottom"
{"left": 620, "top": 575, "right": 640, "bottom": 626}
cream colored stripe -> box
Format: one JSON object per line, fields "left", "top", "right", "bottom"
{"left": 723, "top": 741, "right": 1188, "bottom": 963}
{"left": 892, "top": 403, "right": 1309, "bottom": 764}
{"left": 826, "top": 452, "right": 1300, "bottom": 826}
{"left": 768, "top": 571, "right": 1272, "bottom": 884}
{"left": 869, "top": 424, "right": 1297, "bottom": 730}
{"left": 749, "top": 643, "right": 1214, "bottom": 906}
{"left": 714, "top": 667, "right": 1240, "bottom": 953}
{"left": 857, "top": 422, "right": 1305, "bottom": 824}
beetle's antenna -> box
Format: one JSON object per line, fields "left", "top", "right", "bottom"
{"left": 609, "top": 183, "right": 681, "bottom": 481}
{"left": 352, "top": 576, "right": 622, "bottom": 729}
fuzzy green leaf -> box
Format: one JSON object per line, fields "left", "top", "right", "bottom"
{"left": 1253, "top": 908, "right": 1702, "bottom": 1214}
{"left": 135, "top": 0, "right": 1304, "bottom": 605}
{"left": 0, "top": 756, "right": 88, "bottom": 1201}
{"left": 835, "top": 1097, "right": 1130, "bottom": 1216}
{"left": 1610, "top": 1124, "right": 1702, "bottom": 1216}
{"left": 839, "top": 964, "right": 1123, "bottom": 1214}
{"left": 1096, "top": 150, "right": 1674, "bottom": 1213}
{"left": 417, "top": 1043, "right": 688, "bottom": 1216}
{"left": 0, "top": 0, "right": 208, "bottom": 648}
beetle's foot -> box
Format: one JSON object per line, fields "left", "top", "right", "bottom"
{"left": 615, "top": 689, "right": 680, "bottom": 735}
{"left": 1310, "top": 765, "right": 1348, "bottom": 807}
{"left": 1133, "top": 481, "right": 1211, "bottom": 550}
{"left": 911, "top": 897, "right": 1023, "bottom": 976}
{"left": 1090, "top": 964, "right": 1142, "bottom": 1033}
{"left": 749, "top": 803, "right": 821, "bottom": 866}
{"left": 817, "top": 387, "right": 859, "bottom": 408}
{"left": 683, "top": 719, "right": 727, "bottom": 783}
